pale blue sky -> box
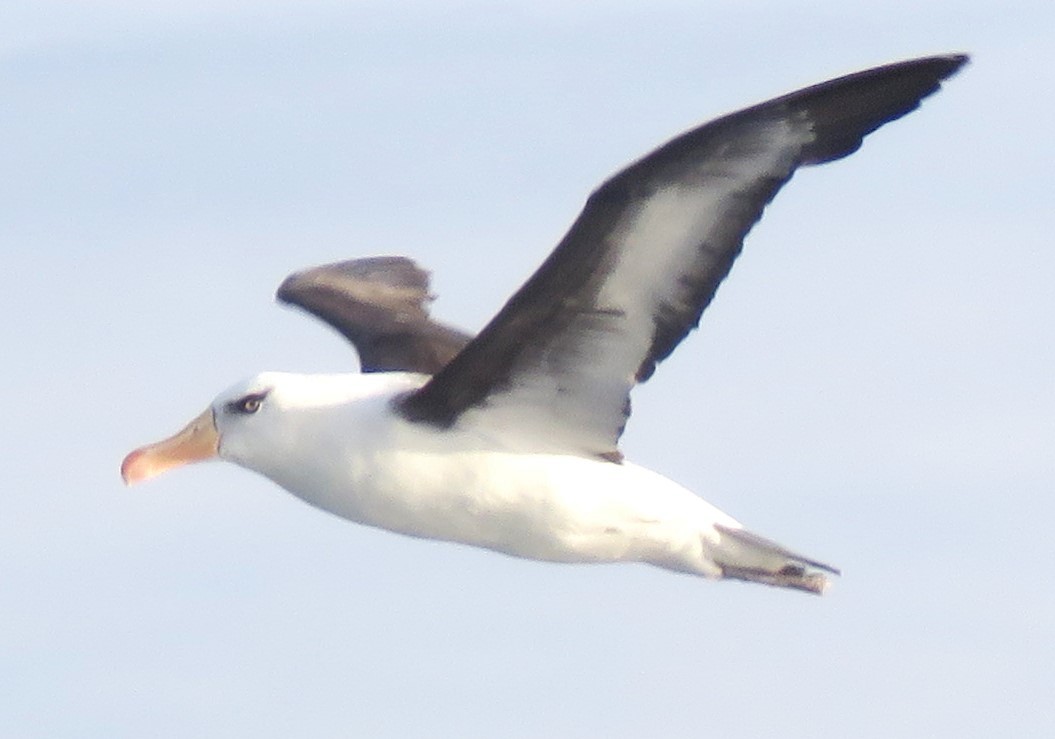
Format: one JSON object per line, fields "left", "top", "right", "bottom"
{"left": 2, "top": 2, "right": 1053, "bottom": 737}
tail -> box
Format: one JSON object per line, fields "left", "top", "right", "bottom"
{"left": 712, "top": 524, "right": 839, "bottom": 595}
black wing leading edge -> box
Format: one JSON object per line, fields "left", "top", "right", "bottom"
{"left": 277, "top": 256, "right": 473, "bottom": 374}
{"left": 395, "top": 54, "right": 967, "bottom": 459}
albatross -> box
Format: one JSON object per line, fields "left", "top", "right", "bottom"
{"left": 122, "top": 54, "right": 966, "bottom": 594}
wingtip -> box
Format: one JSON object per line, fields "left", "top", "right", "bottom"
{"left": 888, "top": 52, "right": 969, "bottom": 89}
{"left": 933, "top": 52, "right": 970, "bottom": 78}
{"left": 274, "top": 271, "right": 300, "bottom": 305}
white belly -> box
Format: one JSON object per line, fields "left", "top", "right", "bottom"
{"left": 215, "top": 373, "right": 831, "bottom": 591}
{"left": 279, "top": 442, "right": 736, "bottom": 573}
{"left": 228, "top": 374, "right": 737, "bottom": 574}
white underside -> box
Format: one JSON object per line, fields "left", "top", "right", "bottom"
{"left": 218, "top": 372, "right": 742, "bottom": 578}
{"left": 214, "top": 372, "right": 835, "bottom": 592}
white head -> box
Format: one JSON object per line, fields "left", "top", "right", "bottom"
{"left": 121, "top": 371, "right": 400, "bottom": 486}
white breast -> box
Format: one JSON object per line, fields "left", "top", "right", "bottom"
{"left": 229, "top": 373, "right": 737, "bottom": 571}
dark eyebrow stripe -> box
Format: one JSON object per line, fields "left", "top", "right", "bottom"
{"left": 225, "top": 390, "right": 270, "bottom": 415}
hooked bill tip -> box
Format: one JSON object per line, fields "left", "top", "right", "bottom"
{"left": 120, "top": 448, "right": 152, "bottom": 485}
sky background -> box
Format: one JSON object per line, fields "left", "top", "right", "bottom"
{"left": 2, "top": 1, "right": 1053, "bottom": 736}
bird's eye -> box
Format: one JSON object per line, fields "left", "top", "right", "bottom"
{"left": 227, "top": 391, "right": 268, "bottom": 415}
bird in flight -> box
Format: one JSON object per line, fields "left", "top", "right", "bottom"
{"left": 122, "top": 54, "right": 966, "bottom": 594}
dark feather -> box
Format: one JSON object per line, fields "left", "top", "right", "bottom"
{"left": 397, "top": 54, "right": 967, "bottom": 459}
{"left": 277, "top": 257, "right": 472, "bottom": 374}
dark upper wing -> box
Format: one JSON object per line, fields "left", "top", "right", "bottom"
{"left": 276, "top": 256, "right": 473, "bottom": 374}
{"left": 398, "top": 54, "right": 968, "bottom": 458}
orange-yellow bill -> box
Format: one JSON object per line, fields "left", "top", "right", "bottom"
{"left": 121, "top": 407, "right": 219, "bottom": 485}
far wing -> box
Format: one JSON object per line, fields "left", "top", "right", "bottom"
{"left": 398, "top": 55, "right": 967, "bottom": 458}
{"left": 277, "top": 256, "right": 472, "bottom": 374}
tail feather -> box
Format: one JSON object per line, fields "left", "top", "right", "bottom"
{"left": 713, "top": 524, "right": 838, "bottom": 595}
